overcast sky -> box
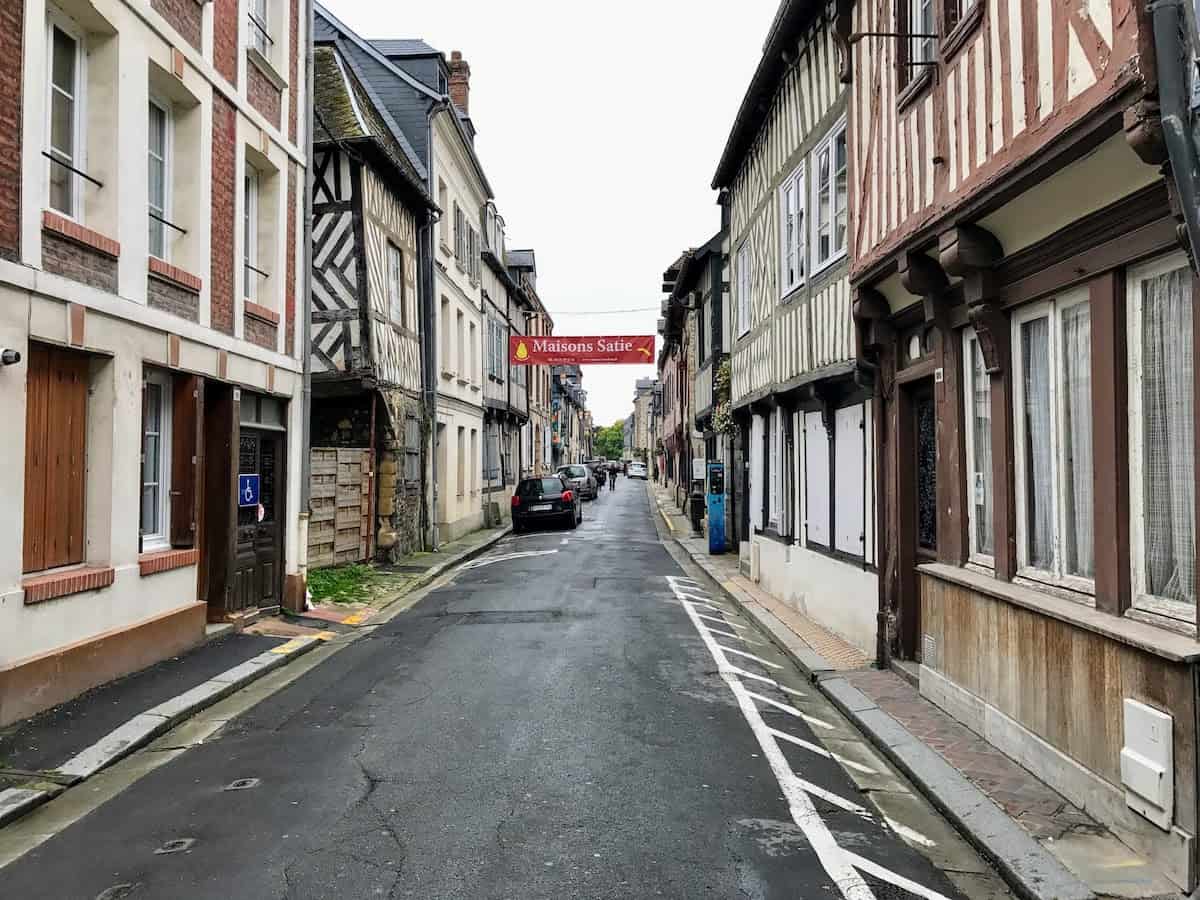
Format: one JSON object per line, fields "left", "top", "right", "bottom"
{"left": 325, "top": 0, "right": 780, "bottom": 429}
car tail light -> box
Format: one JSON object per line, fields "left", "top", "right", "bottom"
{"left": 561, "top": 490, "right": 573, "bottom": 503}
{"left": 511, "top": 495, "right": 521, "bottom": 508}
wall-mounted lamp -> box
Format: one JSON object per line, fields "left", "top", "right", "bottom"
{"left": 1, "top": 349, "right": 20, "bottom": 366}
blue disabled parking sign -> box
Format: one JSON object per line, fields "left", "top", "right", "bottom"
{"left": 238, "top": 474, "right": 260, "bottom": 508}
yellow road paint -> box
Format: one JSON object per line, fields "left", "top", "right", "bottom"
{"left": 314, "top": 630, "right": 337, "bottom": 641}
{"left": 659, "top": 508, "right": 676, "bottom": 532}
{"left": 270, "top": 638, "right": 309, "bottom": 654}
{"left": 342, "top": 611, "right": 370, "bottom": 626}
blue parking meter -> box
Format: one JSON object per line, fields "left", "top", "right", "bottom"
{"left": 706, "top": 462, "right": 726, "bottom": 555}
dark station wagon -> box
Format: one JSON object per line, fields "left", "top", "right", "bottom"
{"left": 511, "top": 476, "right": 582, "bottom": 533}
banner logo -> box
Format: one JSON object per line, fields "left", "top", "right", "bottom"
{"left": 509, "top": 335, "right": 655, "bottom": 366}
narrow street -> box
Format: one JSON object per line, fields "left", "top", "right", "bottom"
{"left": 0, "top": 481, "right": 1006, "bottom": 900}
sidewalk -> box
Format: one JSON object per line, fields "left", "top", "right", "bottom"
{"left": 650, "top": 483, "right": 1181, "bottom": 900}
{"left": 0, "top": 522, "right": 511, "bottom": 831}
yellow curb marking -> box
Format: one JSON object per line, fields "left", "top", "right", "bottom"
{"left": 270, "top": 638, "right": 309, "bottom": 654}
{"left": 342, "top": 611, "right": 370, "bottom": 626}
{"left": 314, "top": 630, "right": 337, "bottom": 641}
{"left": 659, "top": 508, "right": 676, "bottom": 533}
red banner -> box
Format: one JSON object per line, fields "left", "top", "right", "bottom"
{"left": 509, "top": 335, "right": 656, "bottom": 365}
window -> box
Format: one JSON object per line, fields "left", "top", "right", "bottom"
{"left": 140, "top": 369, "right": 172, "bottom": 551}
{"left": 454, "top": 203, "right": 465, "bottom": 268}
{"left": 698, "top": 298, "right": 708, "bottom": 362}
{"left": 404, "top": 415, "right": 421, "bottom": 483}
{"left": 963, "top": 328, "right": 994, "bottom": 562}
{"left": 779, "top": 163, "right": 806, "bottom": 296}
{"left": 437, "top": 180, "right": 449, "bottom": 247}
{"left": 484, "top": 425, "right": 500, "bottom": 481}
{"left": 441, "top": 298, "right": 452, "bottom": 373}
{"left": 471, "top": 429, "right": 479, "bottom": 493}
{"left": 456, "top": 426, "right": 466, "bottom": 497}
{"left": 248, "top": 0, "right": 269, "bottom": 57}
{"left": 909, "top": 0, "right": 936, "bottom": 65}
{"left": 945, "top": 0, "right": 972, "bottom": 32}
{"left": 469, "top": 321, "right": 477, "bottom": 383}
{"left": 23, "top": 344, "right": 89, "bottom": 573}
{"left": 812, "top": 120, "right": 848, "bottom": 271}
{"left": 148, "top": 99, "right": 171, "bottom": 260}
{"left": 736, "top": 241, "right": 751, "bottom": 337}
{"left": 387, "top": 241, "right": 405, "bottom": 327}
{"left": 244, "top": 166, "right": 260, "bottom": 302}
{"left": 1012, "top": 290, "right": 1094, "bottom": 587}
{"left": 1128, "top": 255, "right": 1196, "bottom": 616}
{"left": 804, "top": 412, "right": 831, "bottom": 548}
{"left": 47, "top": 18, "right": 83, "bottom": 218}
{"left": 456, "top": 310, "right": 465, "bottom": 376}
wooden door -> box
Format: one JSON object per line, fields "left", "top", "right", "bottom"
{"left": 898, "top": 381, "right": 937, "bottom": 660}
{"left": 232, "top": 428, "right": 284, "bottom": 611}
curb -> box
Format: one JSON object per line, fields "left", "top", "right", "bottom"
{"left": 0, "top": 634, "right": 325, "bottom": 829}
{"left": 666, "top": 531, "right": 1095, "bottom": 900}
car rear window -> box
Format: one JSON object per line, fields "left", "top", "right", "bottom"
{"left": 561, "top": 466, "right": 587, "bottom": 477}
{"left": 518, "top": 478, "right": 564, "bottom": 496}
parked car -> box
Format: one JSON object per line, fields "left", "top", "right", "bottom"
{"left": 512, "top": 476, "right": 582, "bottom": 532}
{"left": 557, "top": 464, "right": 598, "bottom": 500}
{"left": 628, "top": 462, "right": 648, "bottom": 480}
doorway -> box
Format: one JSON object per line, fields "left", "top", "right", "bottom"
{"left": 897, "top": 380, "right": 937, "bottom": 660}
{"left": 232, "top": 427, "right": 285, "bottom": 612}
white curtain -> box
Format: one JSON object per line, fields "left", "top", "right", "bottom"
{"left": 1022, "top": 317, "right": 1054, "bottom": 570}
{"left": 1061, "top": 303, "right": 1094, "bottom": 577}
{"left": 970, "top": 338, "right": 994, "bottom": 556}
{"left": 1142, "top": 267, "right": 1196, "bottom": 604}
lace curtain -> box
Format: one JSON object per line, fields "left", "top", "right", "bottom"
{"left": 970, "top": 338, "right": 994, "bottom": 556}
{"left": 1141, "top": 267, "right": 1196, "bottom": 605}
{"left": 1061, "top": 303, "right": 1094, "bottom": 578}
{"left": 1022, "top": 317, "right": 1054, "bottom": 570}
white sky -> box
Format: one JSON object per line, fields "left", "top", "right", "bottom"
{"left": 324, "top": 0, "right": 780, "bottom": 428}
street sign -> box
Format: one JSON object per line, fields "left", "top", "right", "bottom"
{"left": 238, "top": 473, "right": 260, "bottom": 508}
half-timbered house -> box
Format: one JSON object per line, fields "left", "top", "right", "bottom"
{"left": 848, "top": 0, "right": 1199, "bottom": 885}
{"left": 308, "top": 42, "right": 435, "bottom": 565}
{"left": 714, "top": 0, "right": 878, "bottom": 655}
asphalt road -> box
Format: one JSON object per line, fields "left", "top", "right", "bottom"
{"left": 0, "top": 479, "right": 1004, "bottom": 899}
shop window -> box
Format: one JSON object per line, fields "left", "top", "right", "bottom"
{"left": 779, "top": 162, "right": 806, "bottom": 297}
{"left": 963, "top": 328, "right": 994, "bottom": 563}
{"left": 1128, "top": 255, "right": 1196, "bottom": 618}
{"left": 1012, "top": 289, "right": 1094, "bottom": 589}
{"left": 23, "top": 344, "right": 89, "bottom": 573}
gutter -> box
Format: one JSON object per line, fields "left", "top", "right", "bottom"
{"left": 296, "top": 0, "right": 316, "bottom": 603}
{"left": 1149, "top": 0, "right": 1200, "bottom": 271}
{"left": 422, "top": 97, "right": 451, "bottom": 551}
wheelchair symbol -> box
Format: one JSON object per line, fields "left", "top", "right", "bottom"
{"left": 238, "top": 474, "right": 260, "bottom": 508}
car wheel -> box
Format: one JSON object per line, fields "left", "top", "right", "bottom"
{"left": 512, "top": 520, "right": 523, "bottom": 535}
{"left": 568, "top": 510, "right": 579, "bottom": 529}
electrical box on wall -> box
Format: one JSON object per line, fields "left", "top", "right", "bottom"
{"left": 1120, "top": 699, "right": 1173, "bottom": 830}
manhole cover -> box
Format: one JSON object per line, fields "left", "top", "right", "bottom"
{"left": 154, "top": 838, "right": 196, "bottom": 855}
{"left": 224, "top": 777, "right": 261, "bottom": 791}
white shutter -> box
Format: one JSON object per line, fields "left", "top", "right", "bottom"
{"left": 768, "top": 410, "right": 780, "bottom": 527}
{"left": 750, "top": 414, "right": 765, "bottom": 530}
{"left": 835, "top": 404, "right": 866, "bottom": 557}
{"left": 805, "top": 412, "right": 830, "bottom": 547}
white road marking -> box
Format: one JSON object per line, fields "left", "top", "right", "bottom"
{"left": 791, "top": 776, "right": 871, "bottom": 816}
{"left": 460, "top": 550, "right": 559, "bottom": 570}
{"left": 767, "top": 726, "right": 877, "bottom": 775}
{"left": 717, "top": 645, "right": 784, "bottom": 669}
{"left": 666, "top": 577, "right": 950, "bottom": 900}
{"left": 703, "top": 626, "right": 764, "bottom": 646}
{"left": 884, "top": 816, "right": 938, "bottom": 848}
{"left": 745, "top": 689, "right": 806, "bottom": 718}
{"left": 694, "top": 613, "right": 746, "bottom": 630}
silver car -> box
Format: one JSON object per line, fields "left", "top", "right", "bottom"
{"left": 556, "top": 464, "right": 597, "bottom": 500}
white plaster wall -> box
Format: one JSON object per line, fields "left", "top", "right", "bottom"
{"left": 754, "top": 536, "right": 878, "bottom": 657}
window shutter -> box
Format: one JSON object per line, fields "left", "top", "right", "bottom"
{"left": 171, "top": 374, "right": 202, "bottom": 547}
{"left": 22, "top": 345, "right": 51, "bottom": 572}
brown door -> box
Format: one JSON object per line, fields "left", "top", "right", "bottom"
{"left": 898, "top": 381, "right": 937, "bottom": 660}
{"left": 232, "top": 428, "right": 283, "bottom": 612}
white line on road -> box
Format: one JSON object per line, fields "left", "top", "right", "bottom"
{"left": 460, "top": 550, "right": 559, "bottom": 570}
{"left": 767, "top": 726, "right": 877, "bottom": 775}
{"left": 703, "top": 626, "right": 764, "bottom": 646}
{"left": 845, "top": 851, "right": 954, "bottom": 900}
{"left": 884, "top": 816, "right": 938, "bottom": 848}
{"left": 791, "top": 775, "right": 871, "bottom": 816}
{"left": 717, "top": 645, "right": 784, "bottom": 669}
{"left": 694, "top": 613, "right": 746, "bottom": 630}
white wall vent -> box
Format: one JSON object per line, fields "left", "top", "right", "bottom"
{"left": 1120, "top": 698, "right": 1173, "bottom": 830}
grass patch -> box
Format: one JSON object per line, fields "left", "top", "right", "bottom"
{"left": 308, "top": 564, "right": 375, "bottom": 604}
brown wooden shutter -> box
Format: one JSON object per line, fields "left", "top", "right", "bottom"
{"left": 171, "top": 374, "right": 202, "bottom": 548}
{"left": 24, "top": 346, "right": 88, "bottom": 572}
{"left": 22, "top": 344, "right": 50, "bottom": 572}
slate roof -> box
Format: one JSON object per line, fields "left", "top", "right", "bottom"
{"left": 313, "top": 45, "right": 434, "bottom": 208}
{"left": 370, "top": 39, "right": 438, "bottom": 57}
{"left": 507, "top": 249, "right": 536, "bottom": 269}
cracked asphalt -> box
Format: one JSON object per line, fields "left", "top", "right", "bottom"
{"left": 0, "top": 480, "right": 1009, "bottom": 899}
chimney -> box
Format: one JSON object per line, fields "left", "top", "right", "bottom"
{"left": 448, "top": 50, "right": 470, "bottom": 114}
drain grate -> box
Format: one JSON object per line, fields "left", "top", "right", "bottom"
{"left": 223, "top": 777, "right": 261, "bottom": 791}
{"left": 154, "top": 838, "right": 196, "bottom": 855}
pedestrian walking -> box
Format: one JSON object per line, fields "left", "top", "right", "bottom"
{"left": 608, "top": 467, "right": 617, "bottom": 491}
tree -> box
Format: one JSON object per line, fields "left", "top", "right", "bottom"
{"left": 593, "top": 420, "right": 626, "bottom": 460}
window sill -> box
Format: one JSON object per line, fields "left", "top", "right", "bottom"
{"left": 896, "top": 66, "right": 934, "bottom": 114}
{"left": 139, "top": 547, "right": 198, "bottom": 576}
{"left": 940, "top": 0, "right": 986, "bottom": 63}
{"left": 23, "top": 565, "right": 115, "bottom": 606}
{"left": 43, "top": 211, "right": 120, "bottom": 259}
{"left": 246, "top": 46, "right": 288, "bottom": 91}
{"left": 149, "top": 257, "right": 202, "bottom": 294}
{"left": 245, "top": 300, "right": 280, "bottom": 325}
{"left": 918, "top": 562, "right": 1200, "bottom": 663}
{"left": 779, "top": 282, "right": 806, "bottom": 305}
{"left": 810, "top": 251, "right": 848, "bottom": 282}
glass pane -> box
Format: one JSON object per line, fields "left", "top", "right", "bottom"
{"left": 970, "top": 339, "right": 994, "bottom": 555}
{"left": 50, "top": 90, "right": 73, "bottom": 158}
{"left": 1021, "top": 317, "right": 1054, "bottom": 570}
{"left": 149, "top": 216, "right": 165, "bottom": 259}
{"left": 1141, "top": 266, "right": 1196, "bottom": 604}
{"left": 148, "top": 103, "right": 166, "bottom": 158}
{"left": 51, "top": 27, "right": 75, "bottom": 94}
{"left": 143, "top": 431, "right": 159, "bottom": 479}
{"left": 1060, "top": 302, "right": 1094, "bottom": 577}
{"left": 144, "top": 383, "right": 162, "bottom": 433}
{"left": 141, "top": 484, "right": 158, "bottom": 536}
{"left": 49, "top": 154, "right": 71, "bottom": 215}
